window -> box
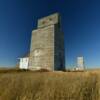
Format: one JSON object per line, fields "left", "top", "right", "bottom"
{"left": 49, "top": 18, "right": 52, "bottom": 21}
{"left": 42, "top": 21, "right": 46, "bottom": 24}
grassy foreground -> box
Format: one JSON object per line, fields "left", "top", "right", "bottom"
{"left": 0, "top": 70, "right": 99, "bottom": 100}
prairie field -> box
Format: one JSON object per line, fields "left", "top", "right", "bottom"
{"left": 0, "top": 70, "right": 100, "bottom": 100}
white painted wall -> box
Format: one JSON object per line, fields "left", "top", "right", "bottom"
{"left": 19, "top": 57, "right": 29, "bottom": 69}
{"left": 77, "top": 56, "right": 84, "bottom": 70}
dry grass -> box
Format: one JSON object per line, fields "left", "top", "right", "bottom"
{"left": 0, "top": 70, "right": 99, "bottom": 100}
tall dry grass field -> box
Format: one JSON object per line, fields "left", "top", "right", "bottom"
{"left": 0, "top": 70, "right": 99, "bottom": 100}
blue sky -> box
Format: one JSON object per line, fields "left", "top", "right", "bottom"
{"left": 0, "top": 0, "right": 100, "bottom": 68}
